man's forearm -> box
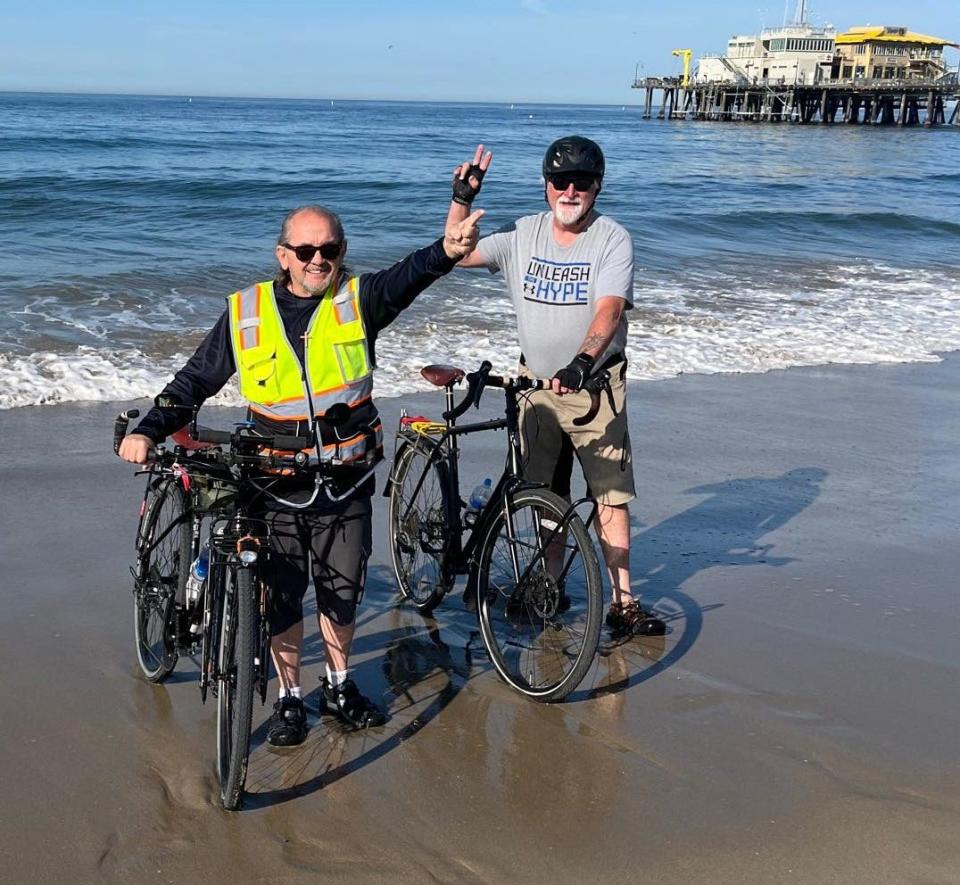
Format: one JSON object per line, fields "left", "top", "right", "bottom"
{"left": 446, "top": 199, "right": 471, "bottom": 228}
{"left": 578, "top": 297, "right": 624, "bottom": 359}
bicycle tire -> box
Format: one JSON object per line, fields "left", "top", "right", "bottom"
{"left": 216, "top": 565, "right": 256, "bottom": 811}
{"left": 133, "top": 478, "right": 191, "bottom": 682}
{"left": 476, "top": 488, "right": 602, "bottom": 702}
{"left": 388, "top": 440, "right": 453, "bottom": 614}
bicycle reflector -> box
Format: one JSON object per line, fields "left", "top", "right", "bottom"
{"left": 237, "top": 535, "right": 260, "bottom": 565}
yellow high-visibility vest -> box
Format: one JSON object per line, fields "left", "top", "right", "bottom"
{"left": 227, "top": 276, "right": 373, "bottom": 424}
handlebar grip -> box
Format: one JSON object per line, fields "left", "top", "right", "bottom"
{"left": 193, "top": 426, "right": 312, "bottom": 451}
{"left": 194, "top": 427, "right": 233, "bottom": 445}
{"left": 113, "top": 409, "right": 140, "bottom": 454}
{"left": 442, "top": 391, "right": 475, "bottom": 423}
{"left": 270, "top": 434, "right": 313, "bottom": 451}
{"left": 572, "top": 391, "right": 601, "bottom": 427}
{"left": 572, "top": 370, "right": 611, "bottom": 428}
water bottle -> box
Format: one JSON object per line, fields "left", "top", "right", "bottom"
{"left": 465, "top": 477, "right": 493, "bottom": 526}
{"left": 185, "top": 545, "right": 209, "bottom": 608}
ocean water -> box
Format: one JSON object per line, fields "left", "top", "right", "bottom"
{"left": 1, "top": 91, "right": 958, "bottom": 409}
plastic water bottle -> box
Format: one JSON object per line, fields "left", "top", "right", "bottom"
{"left": 185, "top": 545, "right": 209, "bottom": 608}
{"left": 467, "top": 478, "right": 493, "bottom": 518}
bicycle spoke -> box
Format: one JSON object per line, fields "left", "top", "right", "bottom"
{"left": 478, "top": 490, "right": 602, "bottom": 701}
{"left": 133, "top": 481, "right": 189, "bottom": 682}
{"left": 389, "top": 443, "right": 452, "bottom": 612}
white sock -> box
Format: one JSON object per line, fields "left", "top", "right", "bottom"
{"left": 279, "top": 685, "right": 302, "bottom": 700}
{"left": 325, "top": 665, "right": 349, "bottom": 688}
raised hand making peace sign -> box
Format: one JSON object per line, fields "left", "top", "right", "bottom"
{"left": 443, "top": 207, "right": 485, "bottom": 260}
{"left": 451, "top": 143, "right": 493, "bottom": 206}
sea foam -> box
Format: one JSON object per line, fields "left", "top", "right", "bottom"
{"left": 3, "top": 261, "right": 957, "bottom": 410}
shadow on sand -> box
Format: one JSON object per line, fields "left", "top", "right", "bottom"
{"left": 241, "top": 563, "right": 474, "bottom": 810}
{"left": 572, "top": 467, "right": 826, "bottom": 701}
{"left": 214, "top": 467, "right": 825, "bottom": 807}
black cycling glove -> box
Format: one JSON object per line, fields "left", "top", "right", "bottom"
{"left": 451, "top": 164, "right": 486, "bottom": 205}
{"left": 553, "top": 353, "right": 595, "bottom": 391}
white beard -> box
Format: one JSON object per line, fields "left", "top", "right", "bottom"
{"left": 554, "top": 200, "right": 584, "bottom": 226}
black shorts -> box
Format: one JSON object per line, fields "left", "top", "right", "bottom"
{"left": 260, "top": 493, "right": 373, "bottom": 634}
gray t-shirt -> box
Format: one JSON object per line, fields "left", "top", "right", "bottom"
{"left": 477, "top": 211, "right": 633, "bottom": 377}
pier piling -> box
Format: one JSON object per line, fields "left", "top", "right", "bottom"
{"left": 634, "top": 78, "right": 960, "bottom": 127}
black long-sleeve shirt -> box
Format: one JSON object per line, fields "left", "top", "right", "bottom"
{"left": 135, "top": 237, "right": 457, "bottom": 442}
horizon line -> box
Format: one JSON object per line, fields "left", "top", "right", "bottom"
{"left": 0, "top": 89, "right": 640, "bottom": 108}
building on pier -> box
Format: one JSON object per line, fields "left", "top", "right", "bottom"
{"left": 697, "top": 24, "right": 837, "bottom": 86}
{"left": 833, "top": 26, "right": 959, "bottom": 82}
{"left": 633, "top": 1, "right": 959, "bottom": 126}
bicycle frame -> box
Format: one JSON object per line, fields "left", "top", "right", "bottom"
{"left": 391, "top": 378, "right": 598, "bottom": 592}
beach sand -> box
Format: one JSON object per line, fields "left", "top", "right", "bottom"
{"left": 1, "top": 356, "right": 958, "bottom": 884}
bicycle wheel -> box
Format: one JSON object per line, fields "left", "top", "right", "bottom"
{"left": 476, "top": 488, "right": 602, "bottom": 702}
{"left": 388, "top": 440, "right": 453, "bottom": 613}
{"left": 133, "top": 479, "right": 191, "bottom": 682}
{"left": 216, "top": 564, "right": 256, "bottom": 811}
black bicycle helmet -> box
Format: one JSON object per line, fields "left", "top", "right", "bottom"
{"left": 542, "top": 135, "right": 605, "bottom": 182}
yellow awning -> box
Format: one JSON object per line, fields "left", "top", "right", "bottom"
{"left": 836, "top": 27, "right": 958, "bottom": 48}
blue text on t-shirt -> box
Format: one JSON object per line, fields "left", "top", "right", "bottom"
{"left": 522, "top": 257, "right": 591, "bottom": 305}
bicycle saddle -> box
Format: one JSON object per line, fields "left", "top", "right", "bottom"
{"left": 421, "top": 365, "right": 465, "bottom": 387}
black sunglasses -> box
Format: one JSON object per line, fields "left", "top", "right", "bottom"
{"left": 547, "top": 174, "right": 597, "bottom": 192}
{"left": 282, "top": 241, "right": 343, "bottom": 262}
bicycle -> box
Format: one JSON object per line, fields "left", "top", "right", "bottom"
{"left": 386, "top": 360, "right": 610, "bottom": 702}
{"left": 114, "top": 400, "right": 376, "bottom": 809}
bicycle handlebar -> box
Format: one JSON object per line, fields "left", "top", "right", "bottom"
{"left": 191, "top": 426, "right": 313, "bottom": 453}
{"left": 443, "top": 360, "right": 493, "bottom": 422}
{"left": 441, "top": 362, "right": 610, "bottom": 427}
{"left": 113, "top": 409, "right": 140, "bottom": 455}
{"left": 114, "top": 411, "right": 314, "bottom": 475}
{"left": 114, "top": 408, "right": 380, "bottom": 510}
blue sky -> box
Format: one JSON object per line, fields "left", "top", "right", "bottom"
{"left": 3, "top": 0, "right": 958, "bottom": 103}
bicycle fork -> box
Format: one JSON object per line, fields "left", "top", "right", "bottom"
{"left": 503, "top": 496, "right": 598, "bottom": 597}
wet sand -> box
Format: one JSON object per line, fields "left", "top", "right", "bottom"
{"left": 1, "top": 356, "right": 959, "bottom": 884}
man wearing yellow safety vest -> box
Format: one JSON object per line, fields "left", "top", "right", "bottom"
{"left": 119, "top": 201, "right": 484, "bottom": 746}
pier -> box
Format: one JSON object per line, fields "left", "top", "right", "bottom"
{"left": 634, "top": 77, "right": 960, "bottom": 125}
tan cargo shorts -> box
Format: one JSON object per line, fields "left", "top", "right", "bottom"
{"left": 518, "top": 361, "right": 635, "bottom": 506}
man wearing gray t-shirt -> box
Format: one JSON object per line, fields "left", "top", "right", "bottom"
{"left": 447, "top": 137, "right": 665, "bottom": 638}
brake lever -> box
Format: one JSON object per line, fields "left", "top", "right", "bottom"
{"left": 470, "top": 360, "right": 492, "bottom": 410}
{"left": 589, "top": 368, "right": 618, "bottom": 417}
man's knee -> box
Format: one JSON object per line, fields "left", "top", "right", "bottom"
{"left": 317, "top": 594, "right": 359, "bottom": 627}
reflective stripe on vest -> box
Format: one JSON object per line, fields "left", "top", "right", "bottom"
{"left": 316, "top": 421, "right": 384, "bottom": 464}
{"left": 259, "top": 424, "right": 383, "bottom": 468}
{"left": 227, "top": 277, "right": 373, "bottom": 423}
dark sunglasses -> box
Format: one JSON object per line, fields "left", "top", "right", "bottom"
{"left": 547, "top": 174, "right": 597, "bottom": 192}
{"left": 282, "top": 241, "right": 343, "bottom": 262}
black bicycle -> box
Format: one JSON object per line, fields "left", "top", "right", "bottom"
{"left": 115, "top": 400, "right": 376, "bottom": 809}
{"left": 386, "top": 360, "right": 608, "bottom": 702}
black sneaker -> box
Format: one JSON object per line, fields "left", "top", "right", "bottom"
{"left": 266, "top": 696, "right": 308, "bottom": 747}
{"left": 605, "top": 600, "right": 667, "bottom": 638}
{"left": 321, "top": 678, "right": 386, "bottom": 729}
